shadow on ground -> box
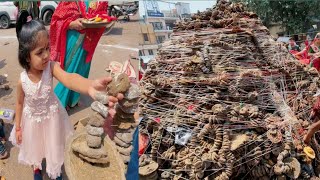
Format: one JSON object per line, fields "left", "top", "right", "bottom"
{"left": 4, "top": 123, "right": 13, "bottom": 159}
{"left": 0, "top": 86, "right": 13, "bottom": 99}
{"left": 0, "top": 59, "right": 6, "bottom": 69}
{"left": 67, "top": 95, "right": 93, "bottom": 118}
{"left": 105, "top": 27, "right": 123, "bottom": 36}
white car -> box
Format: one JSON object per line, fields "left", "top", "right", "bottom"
{"left": 0, "top": 1, "right": 57, "bottom": 29}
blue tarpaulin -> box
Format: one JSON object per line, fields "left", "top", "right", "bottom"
{"left": 125, "top": 127, "right": 139, "bottom": 180}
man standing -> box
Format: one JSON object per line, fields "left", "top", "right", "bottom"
{"left": 14, "top": 1, "right": 40, "bottom": 39}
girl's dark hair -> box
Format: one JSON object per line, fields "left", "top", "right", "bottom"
{"left": 18, "top": 20, "right": 47, "bottom": 70}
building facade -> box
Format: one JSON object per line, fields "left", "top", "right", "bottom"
{"left": 139, "top": 1, "right": 191, "bottom": 64}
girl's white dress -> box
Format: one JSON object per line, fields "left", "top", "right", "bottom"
{"left": 9, "top": 62, "right": 73, "bottom": 179}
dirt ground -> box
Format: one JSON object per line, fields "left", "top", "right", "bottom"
{"left": 0, "top": 14, "right": 140, "bottom": 180}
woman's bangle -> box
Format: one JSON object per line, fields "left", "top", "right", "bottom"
{"left": 15, "top": 127, "right": 21, "bottom": 132}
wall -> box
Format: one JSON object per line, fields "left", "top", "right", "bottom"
{"left": 139, "top": 23, "right": 157, "bottom": 45}
{"left": 147, "top": 18, "right": 166, "bottom": 30}
{"left": 268, "top": 24, "right": 284, "bottom": 38}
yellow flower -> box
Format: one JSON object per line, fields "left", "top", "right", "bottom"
{"left": 94, "top": 17, "right": 102, "bottom": 22}
{"left": 303, "top": 146, "right": 315, "bottom": 159}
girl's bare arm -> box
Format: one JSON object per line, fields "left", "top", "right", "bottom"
{"left": 52, "top": 62, "right": 94, "bottom": 96}
{"left": 15, "top": 80, "right": 24, "bottom": 129}
{"left": 51, "top": 62, "right": 122, "bottom": 102}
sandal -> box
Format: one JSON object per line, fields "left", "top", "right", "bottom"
{"left": 34, "top": 168, "right": 42, "bottom": 180}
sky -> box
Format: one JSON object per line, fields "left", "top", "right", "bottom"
{"left": 139, "top": 0, "right": 217, "bottom": 17}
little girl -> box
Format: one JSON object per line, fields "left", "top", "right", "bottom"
{"left": 9, "top": 20, "right": 122, "bottom": 180}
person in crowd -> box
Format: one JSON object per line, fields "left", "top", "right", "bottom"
{"left": 294, "top": 33, "right": 320, "bottom": 71}
{"left": 50, "top": 1, "right": 116, "bottom": 108}
{"left": 14, "top": 1, "right": 40, "bottom": 39}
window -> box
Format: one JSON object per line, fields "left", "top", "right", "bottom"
{"left": 150, "top": 22, "right": 163, "bottom": 30}
{"left": 156, "top": 36, "right": 166, "bottom": 43}
{"left": 148, "top": 50, "right": 154, "bottom": 55}
{"left": 183, "top": 8, "right": 188, "bottom": 14}
{"left": 139, "top": 50, "right": 144, "bottom": 56}
{"left": 143, "top": 33, "right": 149, "bottom": 41}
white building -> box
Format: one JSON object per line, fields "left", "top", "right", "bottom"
{"left": 175, "top": 2, "right": 191, "bottom": 19}
{"left": 139, "top": 1, "right": 191, "bottom": 64}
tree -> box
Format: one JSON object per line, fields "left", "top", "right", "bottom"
{"left": 232, "top": 0, "right": 320, "bottom": 35}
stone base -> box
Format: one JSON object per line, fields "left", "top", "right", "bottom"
{"left": 65, "top": 131, "right": 126, "bottom": 180}
{"left": 71, "top": 135, "right": 108, "bottom": 163}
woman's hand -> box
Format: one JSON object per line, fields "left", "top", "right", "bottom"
{"left": 304, "top": 120, "right": 320, "bottom": 145}
{"left": 304, "top": 126, "right": 316, "bottom": 145}
{"left": 295, "top": 48, "right": 306, "bottom": 56}
{"left": 15, "top": 128, "right": 22, "bottom": 145}
{"left": 69, "top": 18, "right": 85, "bottom": 31}
{"left": 88, "top": 77, "right": 124, "bottom": 107}
{"left": 304, "top": 134, "right": 311, "bottom": 145}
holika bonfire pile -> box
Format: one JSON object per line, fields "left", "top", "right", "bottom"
{"left": 65, "top": 73, "right": 139, "bottom": 180}
{"left": 139, "top": 0, "right": 320, "bottom": 179}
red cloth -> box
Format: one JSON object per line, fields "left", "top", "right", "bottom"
{"left": 313, "top": 58, "right": 320, "bottom": 71}
{"left": 298, "top": 58, "right": 311, "bottom": 65}
{"left": 50, "top": 1, "right": 112, "bottom": 69}
{"left": 139, "top": 133, "right": 149, "bottom": 156}
{"left": 293, "top": 40, "right": 320, "bottom": 71}
{"left": 139, "top": 71, "right": 143, "bottom": 80}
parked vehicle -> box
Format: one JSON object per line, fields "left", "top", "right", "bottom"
{"left": 0, "top": 2, "right": 16, "bottom": 29}
{"left": 0, "top": 1, "right": 57, "bottom": 29}
{"left": 39, "top": 1, "right": 57, "bottom": 25}
{"left": 108, "top": 1, "right": 138, "bottom": 21}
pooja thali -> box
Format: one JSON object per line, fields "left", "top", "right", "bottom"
{"left": 81, "top": 16, "right": 115, "bottom": 29}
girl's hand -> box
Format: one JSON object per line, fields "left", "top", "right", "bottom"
{"left": 88, "top": 77, "right": 124, "bottom": 107}
{"left": 69, "top": 18, "right": 85, "bottom": 31}
{"left": 15, "top": 128, "right": 22, "bottom": 145}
